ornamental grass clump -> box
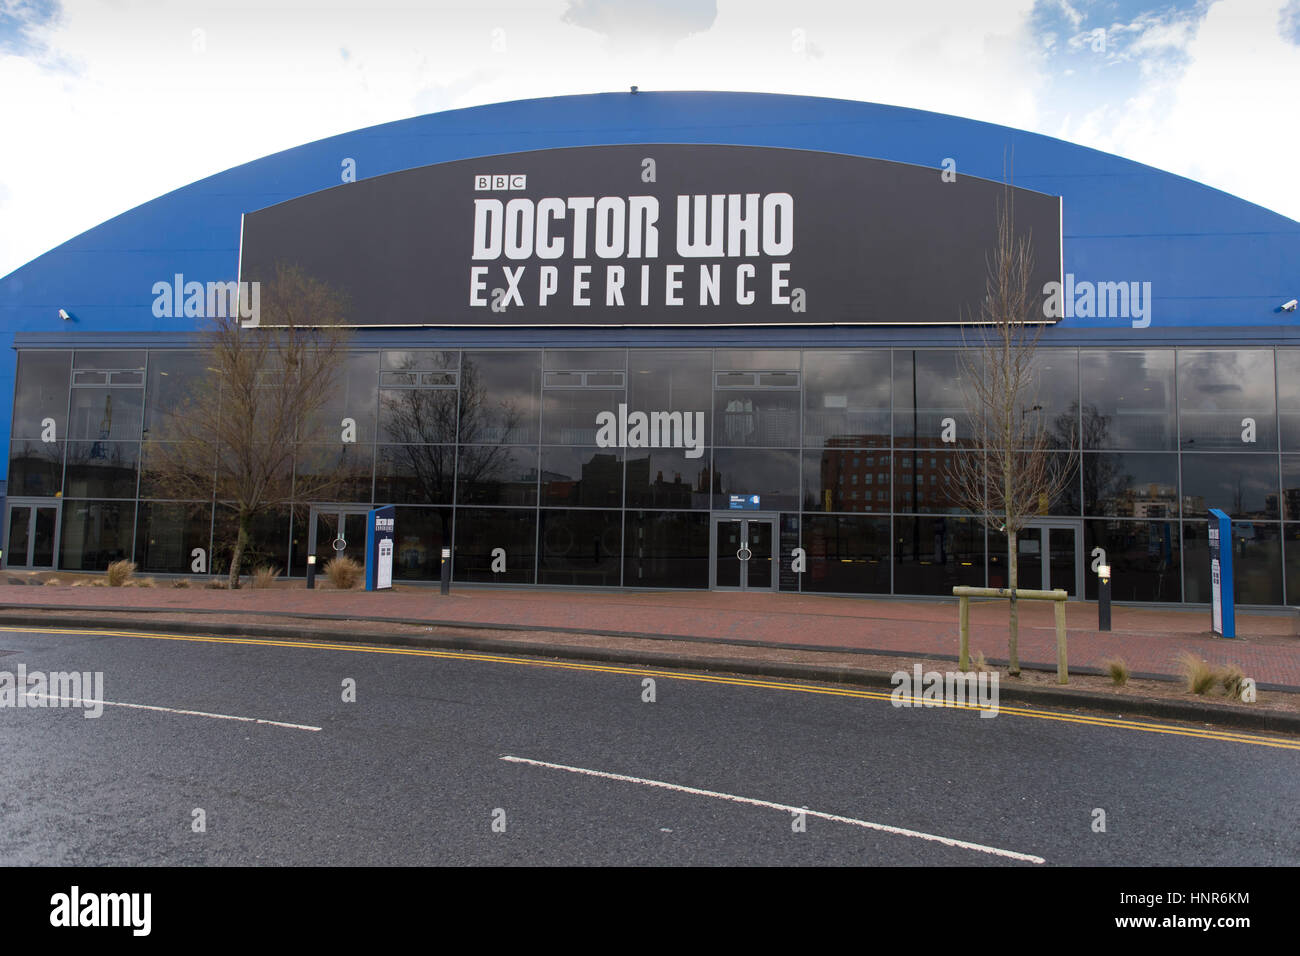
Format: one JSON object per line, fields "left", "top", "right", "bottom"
{"left": 1102, "top": 657, "right": 1130, "bottom": 687}
{"left": 324, "top": 556, "right": 363, "bottom": 590}
{"left": 252, "top": 566, "right": 282, "bottom": 589}
{"left": 106, "top": 560, "right": 136, "bottom": 587}
{"left": 1220, "top": 664, "right": 1248, "bottom": 701}
{"left": 1177, "top": 652, "right": 1216, "bottom": 696}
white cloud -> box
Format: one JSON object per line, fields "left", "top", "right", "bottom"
{"left": 562, "top": 0, "right": 718, "bottom": 50}
{"left": 1056, "top": 0, "right": 1300, "bottom": 221}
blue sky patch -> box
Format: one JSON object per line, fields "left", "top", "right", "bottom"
{"left": 0, "top": 0, "right": 59, "bottom": 57}
{"left": 1030, "top": 0, "right": 1214, "bottom": 126}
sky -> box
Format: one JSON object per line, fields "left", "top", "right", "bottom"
{"left": 1, "top": 0, "right": 1298, "bottom": 278}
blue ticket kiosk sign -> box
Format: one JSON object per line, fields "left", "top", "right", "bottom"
{"left": 365, "top": 505, "right": 396, "bottom": 591}
{"left": 1208, "top": 508, "right": 1235, "bottom": 638}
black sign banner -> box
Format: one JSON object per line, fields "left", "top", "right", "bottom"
{"left": 239, "top": 144, "right": 1062, "bottom": 327}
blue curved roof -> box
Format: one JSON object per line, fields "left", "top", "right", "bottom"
{"left": 2, "top": 90, "right": 1298, "bottom": 468}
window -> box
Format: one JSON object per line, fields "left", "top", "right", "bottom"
{"left": 711, "top": 449, "right": 799, "bottom": 510}
{"left": 893, "top": 350, "right": 980, "bottom": 448}
{"left": 68, "top": 388, "right": 143, "bottom": 442}
{"left": 1083, "top": 452, "right": 1179, "bottom": 517}
{"left": 539, "top": 510, "right": 622, "bottom": 586}
{"left": 803, "top": 351, "right": 889, "bottom": 449}
{"left": 1180, "top": 454, "right": 1279, "bottom": 519}
{"left": 1083, "top": 520, "right": 1180, "bottom": 602}
{"left": 894, "top": 516, "right": 984, "bottom": 595}
{"left": 800, "top": 515, "right": 890, "bottom": 593}
{"left": 459, "top": 352, "right": 542, "bottom": 444}
{"left": 143, "top": 351, "right": 206, "bottom": 439}
{"left": 12, "top": 351, "right": 71, "bottom": 440}
{"left": 456, "top": 446, "right": 538, "bottom": 505}
{"left": 305, "top": 352, "right": 379, "bottom": 443}
{"left": 453, "top": 508, "right": 537, "bottom": 584}
{"left": 623, "top": 512, "right": 709, "bottom": 588}
{"left": 1178, "top": 349, "right": 1276, "bottom": 451}
{"left": 540, "top": 446, "right": 623, "bottom": 507}
{"left": 1079, "top": 349, "right": 1176, "bottom": 450}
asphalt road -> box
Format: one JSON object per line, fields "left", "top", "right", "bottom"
{"left": 0, "top": 623, "right": 1296, "bottom": 866}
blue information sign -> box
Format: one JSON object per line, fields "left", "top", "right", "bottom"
{"left": 1208, "top": 508, "right": 1235, "bottom": 638}
{"left": 729, "top": 494, "right": 760, "bottom": 510}
{"left": 365, "top": 505, "right": 396, "bottom": 592}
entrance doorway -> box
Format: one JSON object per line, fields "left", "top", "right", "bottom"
{"left": 710, "top": 514, "right": 778, "bottom": 590}
{"left": 1015, "top": 519, "right": 1083, "bottom": 597}
{"left": 4, "top": 500, "right": 60, "bottom": 569}
{"left": 307, "top": 505, "right": 370, "bottom": 570}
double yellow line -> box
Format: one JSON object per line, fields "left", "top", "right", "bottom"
{"left": 7, "top": 624, "right": 1299, "bottom": 751}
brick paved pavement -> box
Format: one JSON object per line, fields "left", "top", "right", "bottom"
{"left": 1, "top": 581, "right": 1296, "bottom": 688}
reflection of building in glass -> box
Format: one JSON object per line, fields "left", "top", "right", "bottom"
{"left": 817, "top": 438, "right": 892, "bottom": 510}
{"left": 721, "top": 398, "right": 754, "bottom": 444}
{"left": 894, "top": 451, "right": 947, "bottom": 511}
{"left": 720, "top": 397, "right": 798, "bottom": 446}
{"left": 758, "top": 405, "right": 798, "bottom": 445}
{"left": 1282, "top": 486, "right": 1300, "bottom": 520}
{"left": 626, "top": 456, "right": 694, "bottom": 509}
{"left": 1113, "top": 483, "right": 1179, "bottom": 518}
{"left": 580, "top": 453, "right": 621, "bottom": 507}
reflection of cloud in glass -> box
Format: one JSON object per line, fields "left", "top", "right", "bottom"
{"left": 1179, "top": 350, "right": 1270, "bottom": 406}
{"left": 460, "top": 353, "right": 539, "bottom": 444}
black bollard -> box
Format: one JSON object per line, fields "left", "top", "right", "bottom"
{"left": 1098, "top": 569, "right": 1112, "bottom": 632}
{"left": 306, "top": 554, "right": 316, "bottom": 590}
{"left": 440, "top": 547, "right": 451, "bottom": 595}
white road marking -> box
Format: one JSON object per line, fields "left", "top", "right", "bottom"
{"left": 23, "top": 693, "right": 322, "bottom": 732}
{"left": 501, "top": 755, "right": 1046, "bottom": 864}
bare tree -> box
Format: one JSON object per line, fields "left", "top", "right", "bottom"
{"left": 146, "top": 264, "right": 353, "bottom": 587}
{"left": 948, "top": 185, "right": 1078, "bottom": 675}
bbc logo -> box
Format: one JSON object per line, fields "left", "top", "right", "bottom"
{"left": 474, "top": 174, "right": 527, "bottom": 191}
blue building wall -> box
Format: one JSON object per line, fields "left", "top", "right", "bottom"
{"left": 3, "top": 90, "right": 1299, "bottom": 480}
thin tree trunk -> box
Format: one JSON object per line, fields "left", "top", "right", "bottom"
{"left": 1007, "top": 528, "right": 1020, "bottom": 676}
{"left": 228, "top": 514, "right": 250, "bottom": 589}
{"left": 1003, "top": 330, "right": 1020, "bottom": 677}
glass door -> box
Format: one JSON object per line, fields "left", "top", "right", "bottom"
{"left": 1019, "top": 520, "right": 1083, "bottom": 597}
{"left": 308, "top": 505, "right": 371, "bottom": 569}
{"left": 1016, "top": 531, "right": 1042, "bottom": 590}
{"left": 1046, "top": 526, "right": 1079, "bottom": 597}
{"left": 746, "top": 519, "right": 774, "bottom": 589}
{"left": 715, "top": 518, "right": 743, "bottom": 588}
{"left": 711, "top": 515, "right": 777, "bottom": 591}
{"left": 4, "top": 502, "right": 60, "bottom": 569}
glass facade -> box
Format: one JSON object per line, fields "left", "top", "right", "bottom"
{"left": 7, "top": 345, "right": 1297, "bottom": 604}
